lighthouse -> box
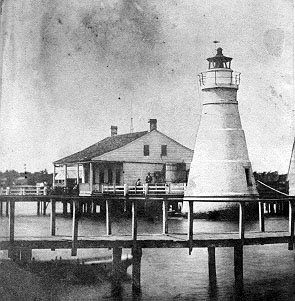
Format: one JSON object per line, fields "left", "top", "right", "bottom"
{"left": 183, "top": 48, "right": 258, "bottom": 214}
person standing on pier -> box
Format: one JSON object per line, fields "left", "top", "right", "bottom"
{"left": 145, "top": 173, "right": 153, "bottom": 185}
{"left": 135, "top": 178, "right": 141, "bottom": 193}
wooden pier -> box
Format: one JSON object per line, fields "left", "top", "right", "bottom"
{"left": 0, "top": 194, "right": 294, "bottom": 295}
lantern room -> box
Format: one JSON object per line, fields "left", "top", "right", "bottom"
{"left": 207, "top": 47, "right": 232, "bottom": 69}
{"left": 198, "top": 48, "right": 241, "bottom": 90}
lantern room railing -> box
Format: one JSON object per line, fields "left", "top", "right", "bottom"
{"left": 198, "top": 70, "right": 241, "bottom": 88}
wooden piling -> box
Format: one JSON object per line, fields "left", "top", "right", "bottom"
{"left": 234, "top": 244, "right": 244, "bottom": 292}
{"left": 288, "top": 201, "right": 294, "bottom": 250}
{"left": 43, "top": 201, "right": 47, "bottom": 215}
{"left": 124, "top": 196, "right": 127, "bottom": 213}
{"left": 0, "top": 200, "right": 2, "bottom": 216}
{"left": 132, "top": 200, "right": 138, "bottom": 245}
{"left": 188, "top": 201, "right": 193, "bottom": 255}
{"left": 259, "top": 201, "right": 265, "bottom": 232}
{"left": 70, "top": 201, "right": 74, "bottom": 216}
{"left": 239, "top": 202, "right": 245, "bottom": 243}
{"left": 162, "top": 197, "right": 168, "bottom": 234}
{"left": 132, "top": 246, "right": 142, "bottom": 295}
{"left": 71, "top": 200, "right": 79, "bottom": 256}
{"left": 112, "top": 247, "right": 123, "bottom": 288}
{"left": 9, "top": 200, "right": 15, "bottom": 242}
{"left": 5, "top": 201, "right": 9, "bottom": 216}
{"left": 37, "top": 201, "right": 40, "bottom": 216}
{"left": 8, "top": 199, "right": 16, "bottom": 260}
{"left": 62, "top": 201, "right": 67, "bottom": 215}
{"left": 208, "top": 247, "right": 217, "bottom": 286}
{"left": 106, "top": 199, "right": 112, "bottom": 235}
{"left": 86, "top": 201, "right": 92, "bottom": 214}
{"left": 50, "top": 199, "right": 56, "bottom": 236}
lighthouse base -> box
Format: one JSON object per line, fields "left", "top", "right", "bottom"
{"left": 182, "top": 197, "right": 258, "bottom": 220}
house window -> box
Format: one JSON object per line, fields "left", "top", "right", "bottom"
{"left": 245, "top": 168, "right": 252, "bottom": 186}
{"left": 161, "top": 145, "right": 167, "bottom": 156}
{"left": 144, "top": 145, "right": 149, "bottom": 156}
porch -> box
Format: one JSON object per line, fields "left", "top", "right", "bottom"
{"left": 53, "top": 161, "right": 124, "bottom": 191}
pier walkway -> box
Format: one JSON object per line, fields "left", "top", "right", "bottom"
{"left": 0, "top": 194, "right": 294, "bottom": 294}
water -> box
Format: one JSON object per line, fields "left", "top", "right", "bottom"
{"left": 0, "top": 202, "right": 295, "bottom": 300}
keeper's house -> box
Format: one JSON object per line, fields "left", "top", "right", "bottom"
{"left": 53, "top": 119, "right": 193, "bottom": 195}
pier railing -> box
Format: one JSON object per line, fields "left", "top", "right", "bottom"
{"left": 0, "top": 183, "right": 186, "bottom": 196}
{"left": 0, "top": 185, "right": 47, "bottom": 196}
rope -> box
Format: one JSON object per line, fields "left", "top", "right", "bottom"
{"left": 256, "top": 180, "right": 289, "bottom": 196}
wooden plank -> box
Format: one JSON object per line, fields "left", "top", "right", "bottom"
{"left": 288, "top": 201, "right": 294, "bottom": 250}
{"left": 50, "top": 199, "right": 56, "bottom": 236}
{"left": 188, "top": 201, "right": 193, "bottom": 254}
{"left": 259, "top": 202, "right": 265, "bottom": 232}
{"left": 162, "top": 198, "right": 168, "bottom": 234}
{"left": 0, "top": 232, "right": 293, "bottom": 251}
{"left": 71, "top": 200, "right": 79, "bottom": 256}
{"left": 106, "top": 199, "right": 112, "bottom": 235}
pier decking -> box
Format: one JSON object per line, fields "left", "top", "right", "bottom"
{"left": 0, "top": 194, "right": 294, "bottom": 294}
{"left": 0, "top": 231, "right": 292, "bottom": 250}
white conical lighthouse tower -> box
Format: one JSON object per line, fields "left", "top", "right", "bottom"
{"left": 183, "top": 48, "right": 258, "bottom": 214}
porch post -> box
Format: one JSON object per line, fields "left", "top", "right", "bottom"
{"left": 53, "top": 165, "right": 56, "bottom": 188}
{"left": 81, "top": 164, "right": 85, "bottom": 183}
{"left": 104, "top": 168, "right": 108, "bottom": 184}
{"left": 76, "top": 164, "right": 79, "bottom": 184}
{"left": 112, "top": 168, "right": 116, "bottom": 185}
{"left": 64, "top": 164, "right": 67, "bottom": 187}
{"left": 89, "top": 162, "right": 94, "bottom": 193}
{"left": 96, "top": 166, "right": 100, "bottom": 185}
{"left": 121, "top": 167, "right": 124, "bottom": 185}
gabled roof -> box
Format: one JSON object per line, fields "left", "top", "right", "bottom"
{"left": 54, "top": 131, "right": 148, "bottom": 164}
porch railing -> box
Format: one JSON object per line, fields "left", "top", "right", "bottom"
{"left": 81, "top": 183, "right": 187, "bottom": 196}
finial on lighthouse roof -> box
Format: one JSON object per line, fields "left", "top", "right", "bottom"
{"left": 207, "top": 48, "right": 232, "bottom": 69}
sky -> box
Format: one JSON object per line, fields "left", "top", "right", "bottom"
{"left": 0, "top": 0, "right": 293, "bottom": 173}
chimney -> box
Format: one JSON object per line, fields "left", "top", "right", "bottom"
{"left": 111, "top": 126, "right": 118, "bottom": 136}
{"left": 149, "top": 119, "right": 157, "bottom": 131}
